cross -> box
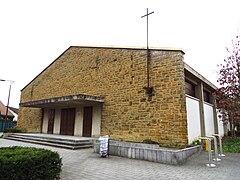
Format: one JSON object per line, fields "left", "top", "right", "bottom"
{"left": 141, "top": 8, "right": 154, "bottom": 50}
{"left": 141, "top": 8, "right": 154, "bottom": 101}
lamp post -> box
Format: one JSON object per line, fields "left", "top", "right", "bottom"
{"left": 0, "top": 79, "right": 14, "bottom": 132}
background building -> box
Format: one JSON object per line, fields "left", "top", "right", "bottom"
{"left": 0, "top": 101, "right": 16, "bottom": 132}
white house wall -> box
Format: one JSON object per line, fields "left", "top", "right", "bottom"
{"left": 53, "top": 109, "right": 61, "bottom": 134}
{"left": 186, "top": 96, "right": 201, "bottom": 144}
{"left": 204, "top": 103, "right": 215, "bottom": 136}
{"left": 42, "top": 109, "right": 48, "bottom": 133}
{"left": 9, "top": 110, "right": 18, "bottom": 121}
{"left": 74, "top": 107, "right": 83, "bottom": 136}
{"left": 92, "top": 106, "right": 101, "bottom": 137}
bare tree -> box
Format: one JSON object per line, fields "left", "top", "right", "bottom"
{"left": 216, "top": 35, "right": 240, "bottom": 137}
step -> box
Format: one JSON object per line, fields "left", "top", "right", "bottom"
{"left": 5, "top": 134, "right": 93, "bottom": 150}
{"left": 6, "top": 136, "right": 93, "bottom": 149}
{"left": 7, "top": 134, "right": 92, "bottom": 146}
{"left": 8, "top": 134, "right": 91, "bottom": 143}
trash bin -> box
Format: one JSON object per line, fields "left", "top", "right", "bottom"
{"left": 99, "top": 135, "right": 109, "bottom": 158}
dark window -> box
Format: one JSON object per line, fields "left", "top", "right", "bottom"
{"left": 203, "top": 90, "right": 211, "bottom": 103}
{"left": 185, "top": 80, "right": 196, "bottom": 97}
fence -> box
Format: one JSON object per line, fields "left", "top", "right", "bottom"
{"left": 0, "top": 120, "right": 14, "bottom": 132}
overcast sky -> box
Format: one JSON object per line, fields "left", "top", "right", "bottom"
{"left": 0, "top": 0, "right": 240, "bottom": 108}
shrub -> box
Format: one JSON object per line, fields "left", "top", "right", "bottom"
{"left": 4, "top": 127, "right": 23, "bottom": 133}
{"left": 142, "top": 139, "right": 159, "bottom": 145}
{"left": 223, "top": 137, "right": 240, "bottom": 153}
{"left": 0, "top": 146, "right": 62, "bottom": 180}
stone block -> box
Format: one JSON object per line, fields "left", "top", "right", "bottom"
{"left": 166, "top": 151, "right": 172, "bottom": 164}
{"left": 156, "top": 150, "right": 162, "bottom": 163}
{"left": 182, "top": 150, "right": 187, "bottom": 160}
{"left": 117, "top": 146, "right": 121, "bottom": 156}
{"left": 151, "top": 149, "right": 157, "bottom": 162}
{"left": 161, "top": 151, "right": 167, "bottom": 164}
{"left": 120, "top": 147, "right": 125, "bottom": 157}
{"left": 109, "top": 145, "right": 114, "bottom": 155}
{"left": 147, "top": 149, "right": 152, "bottom": 161}
{"left": 143, "top": 149, "right": 148, "bottom": 160}
{"left": 171, "top": 152, "right": 178, "bottom": 165}
{"left": 111, "top": 145, "right": 117, "bottom": 155}
{"left": 128, "top": 148, "right": 132, "bottom": 158}
{"left": 135, "top": 148, "right": 140, "bottom": 159}
{"left": 125, "top": 147, "right": 129, "bottom": 157}
{"left": 139, "top": 148, "right": 144, "bottom": 160}
{"left": 131, "top": 148, "right": 136, "bottom": 159}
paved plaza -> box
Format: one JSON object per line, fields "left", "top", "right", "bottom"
{"left": 1, "top": 139, "right": 240, "bottom": 180}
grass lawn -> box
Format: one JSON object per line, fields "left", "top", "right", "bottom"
{"left": 222, "top": 137, "right": 240, "bottom": 153}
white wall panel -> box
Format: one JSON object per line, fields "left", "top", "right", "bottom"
{"left": 217, "top": 111, "right": 225, "bottom": 136}
{"left": 92, "top": 106, "right": 101, "bottom": 137}
{"left": 204, "top": 103, "right": 215, "bottom": 136}
{"left": 53, "top": 109, "right": 61, "bottom": 134}
{"left": 42, "top": 109, "right": 48, "bottom": 133}
{"left": 186, "top": 96, "right": 201, "bottom": 144}
{"left": 74, "top": 107, "right": 83, "bottom": 136}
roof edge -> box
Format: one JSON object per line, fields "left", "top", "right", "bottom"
{"left": 184, "top": 63, "right": 217, "bottom": 90}
{"left": 70, "top": 45, "right": 185, "bottom": 54}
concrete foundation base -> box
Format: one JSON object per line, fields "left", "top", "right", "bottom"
{"left": 93, "top": 140, "right": 202, "bottom": 165}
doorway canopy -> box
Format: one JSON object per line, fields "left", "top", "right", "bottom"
{"left": 20, "top": 94, "right": 104, "bottom": 108}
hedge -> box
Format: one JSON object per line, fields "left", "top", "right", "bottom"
{"left": 0, "top": 146, "right": 62, "bottom": 180}
{"left": 4, "top": 127, "right": 23, "bottom": 133}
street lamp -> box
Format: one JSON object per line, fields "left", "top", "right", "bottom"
{"left": 0, "top": 79, "right": 14, "bottom": 132}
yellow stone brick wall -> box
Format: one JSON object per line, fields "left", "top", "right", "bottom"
{"left": 17, "top": 107, "right": 42, "bottom": 133}
{"left": 18, "top": 46, "right": 187, "bottom": 147}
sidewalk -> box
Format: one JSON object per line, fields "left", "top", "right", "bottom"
{"left": 1, "top": 139, "right": 240, "bottom": 180}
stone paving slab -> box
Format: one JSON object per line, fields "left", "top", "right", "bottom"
{"left": 1, "top": 139, "right": 240, "bottom": 180}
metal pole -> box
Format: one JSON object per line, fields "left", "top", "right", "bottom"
{"left": 200, "top": 137, "right": 216, "bottom": 167}
{"left": 0, "top": 79, "right": 14, "bottom": 133}
{"left": 218, "top": 135, "right": 225, "bottom": 157}
{"left": 3, "top": 83, "right": 12, "bottom": 132}
{"left": 208, "top": 136, "right": 221, "bottom": 162}
{"left": 146, "top": 8, "right": 150, "bottom": 89}
{"left": 141, "top": 8, "right": 154, "bottom": 99}
{"left": 213, "top": 134, "right": 226, "bottom": 157}
{"left": 146, "top": 8, "right": 149, "bottom": 50}
{"left": 207, "top": 138, "right": 216, "bottom": 167}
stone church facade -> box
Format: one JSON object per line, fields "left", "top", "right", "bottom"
{"left": 18, "top": 46, "right": 219, "bottom": 148}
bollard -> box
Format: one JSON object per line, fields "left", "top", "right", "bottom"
{"left": 207, "top": 136, "right": 221, "bottom": 162}
{"left": 200, "top": 137, "right": 216, "bottom": 167}
{"left": 205, "top": 140, "right": 209, "bottom": 151}
{"left": 213, "top": 134, "right": 226, "bottom": 157}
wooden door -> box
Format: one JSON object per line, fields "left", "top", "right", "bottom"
{"left": 82, "top": 106, "right": 93, "bottom": 137}
{"left": 60, "top": 108, "right": 75, "bottom": 136}
{"left": 47, "top": 109, "right": 55, "bottom": 134}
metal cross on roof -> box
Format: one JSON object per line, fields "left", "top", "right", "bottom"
{"left": 141, "top": 8, "right": 155, "bottom": 101}
{"left": 141, "top": 8, "right": 154, "bottom": 50}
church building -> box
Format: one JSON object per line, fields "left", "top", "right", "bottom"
{"left": 18, "top": 46, "right": 223, "bottom": 148}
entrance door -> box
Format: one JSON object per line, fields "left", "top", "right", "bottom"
{"left": 47, "top": 109, "right": 55, "bottom": 134}
{"left": 82, "top": 106, "right": 93, "bottom": 137}
{"left": 60, "top": 108, "right": 75, "bottom": 136}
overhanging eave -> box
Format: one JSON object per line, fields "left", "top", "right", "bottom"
{"left": 20, "top": 94, "right": 104, "bottom": 108}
